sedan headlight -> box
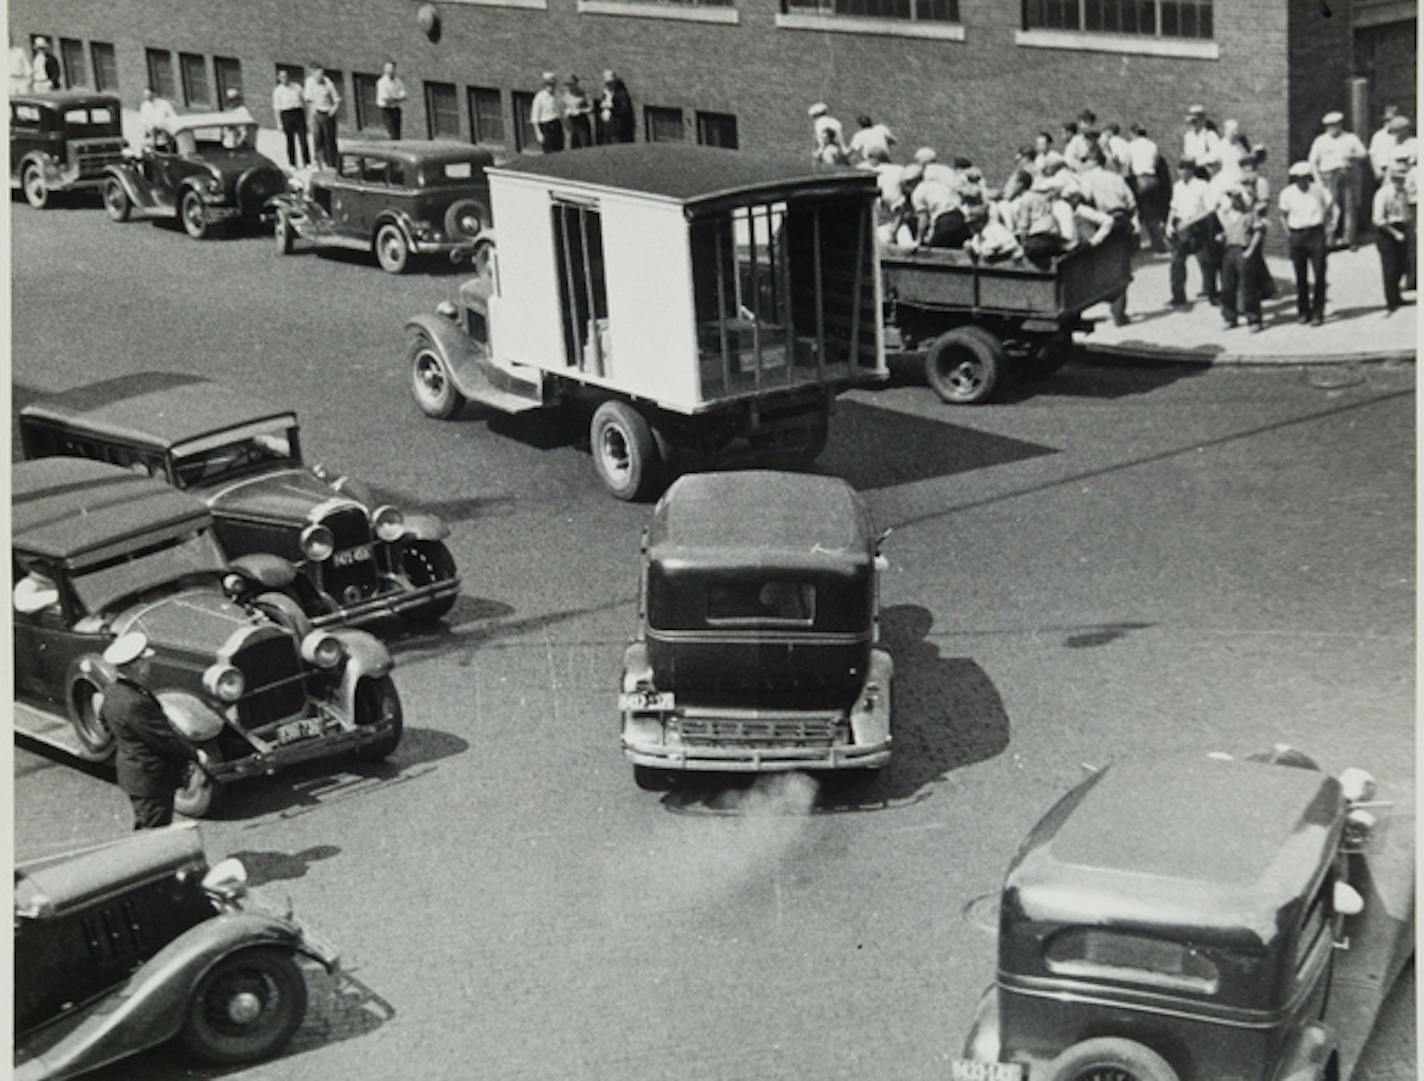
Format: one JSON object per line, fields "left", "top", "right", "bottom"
{"left": 203, "top": 663, "right": 246, "bottom": 702}
{"left": 300, "top": 630, "right": 345, "bottom": 668}
{"left": 301, "top": 523, "right": 335, "bottom": 561}
{"left": 372, "top": 505, "right": 405, "bottom": 543}
{"left": 202, "top": 857, "right": 249, "bottom": 901}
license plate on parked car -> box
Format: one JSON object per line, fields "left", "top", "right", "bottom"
{"left": 276, "top": 718, "right": 323, "bottom": 745}
{"left": 949, "top": 1062, "right": 1024, "bottom": 1081}
{"left": 333, "top": 545, "right": 372, "bottom": 567}
{"left": 618, "top": 690, "right": 675, "bottom": 712}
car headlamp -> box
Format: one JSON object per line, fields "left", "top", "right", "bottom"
{"left": 202, "top": 857, "right": 249, "bottom": 901}
{"left": 301, "top": 523, "right": 335, "bottom": 561}
{"left": 372, "top": 505, "right": 405, "bottom": 543}
{"left": 202, "top": 663, "right": 246, "bottom": 702}
{"left": 300, "top": 630, "right": 345, "bottom": 668}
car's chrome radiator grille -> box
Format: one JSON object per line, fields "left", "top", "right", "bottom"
{"left": 319, "top": 506, "right": 378, "bottom": 601}
{"left": 679, "top": 716, "right": 836, "bottom": 746}
{"left": 80, "top": 899, "right": 144, "bottom": 964}
{"left": 235, "top": 635, "right": 306, "bottom": 728}
{"left": 71, "top": 139, "right": 125, "bottom": 178}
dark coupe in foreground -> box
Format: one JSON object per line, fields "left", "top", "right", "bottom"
{"left": 22, "top": 372, "right": 460, "bottom": 631}
{"left": 15, "top": 824, "right": 336, "bottom": 1080}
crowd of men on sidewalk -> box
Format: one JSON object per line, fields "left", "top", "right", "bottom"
{"left": 814, "top": 100, "right": 1419, "bottom": 330}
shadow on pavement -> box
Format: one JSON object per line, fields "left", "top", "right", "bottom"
{"left": 224, "top": 844, "right": 342, "bottom": 886}
{"left": 659, "top": 604, "right": 1011, "bottom": 816}
{"left": 1012, "top": 357, "right": 1208, "bottom": 401}
{"left": 79, "top": 968, "right": 395, "bottom": 1080}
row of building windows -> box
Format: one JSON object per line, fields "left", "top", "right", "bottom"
{"left": 27, "top": 35, "right": 119, "bottom": 92}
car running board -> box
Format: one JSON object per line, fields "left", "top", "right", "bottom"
{"left": 458, "top": 352, "right": 544, "bottom": 415}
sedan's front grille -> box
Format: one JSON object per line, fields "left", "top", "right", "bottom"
{"left": 71, "top": 138, "right": 126, "bottom": 178}
{"left": 318, "top": 506, "right": 378, "bottom": 602}
{"left": 679, "top": 716, "right": 836, "bottom": 747}
{"left": 80, "top": 900, "right": 144, "bottom": 965}
{"left": 234, "top": 633, "right": 307, "bottom": 728}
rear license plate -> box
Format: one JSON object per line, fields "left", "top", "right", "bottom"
{"left": 276, "top": 718, "right": 323, "bottom": 745}
{"left": 949, "top": 1062, "right": 1024, "bottom": 1081}
{"left": 333, "top": 545, "right": 372, "bottom": 567}
{"left": 619, "top": 691, "right": 674, "bottom": 712}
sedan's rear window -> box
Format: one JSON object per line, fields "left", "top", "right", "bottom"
{"left": 443, "top": 161, "right": 474, "bottom": 180}
{"left": 1045, "top": 929, "right": 1220, "bottom": 995}
{"left": 706, "top": 580, "right": 815, "bottom": 626}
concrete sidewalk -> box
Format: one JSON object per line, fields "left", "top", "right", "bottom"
{"left": 1081, "top": 246, "right": 1418, "bottom": 365}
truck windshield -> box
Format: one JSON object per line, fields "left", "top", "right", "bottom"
{"left": 62, "top": 106, "right": 119, "bottom": 135}
{"left": 171, "top": 421, "right": 298, "bottom": 487}
{"left": 70, "top": 530, "right": 227, "bottom": 615}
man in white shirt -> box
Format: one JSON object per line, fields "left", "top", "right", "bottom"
{"left": 1278, "top": 161, "right": 1333, "bottom": 324}
{"left": 304, "top": 65, "right": 342, "bottom": 168}
{"left": 1372, "top": 163, "right": 1413, "bottom": 312}
{"left": 1167, "top": 157, "right": 1215, "bottom": 306}
{"left": 1308, "top": 110, "right": 1367, "bottom": 248}
{"left": 138, "top": 87, "right": 177, "bottom": 147}
{"left": 30, "top": 37, "right": 59, "bottom": 92}
{"left": 1368, "top": 104, "right": 1400, "bottom": 181}
{"left": 272, "top": 69, "right": 309, "bottom": 167}
{"left": 808, "top": 103, "right": 843, "bottom": 155}
{"left": 376, "top": 60, "right": 408, "bottom": 141}
{"left": 9, "top": 36, "right": 31, "bottom": 93}
{"left": 848, "top": 114, "right": 896, "bottom": 164}
{"left": 1182, "top": 105, "right": 1219, "bottom": 169}
{"left": 530, "top": 72, "right": 564, "bottom": 153}
{"left": 1127, "top": 123, "right": 1167, "bottom": 252}
{"left": 1099, "top": 123, "right": 1132, "bottom": 177}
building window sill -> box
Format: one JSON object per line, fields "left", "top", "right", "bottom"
{"left": 579, "top": 0, "right": 739, "bottom": 22}
{"left": 775, "top": 12, "right": 964, "bottom": 40}
{"left": 442, "top": 0, "right": 549, "bottom": 10}
{"left": 1015, "top": 28, "right": 1218, "bottom": 59}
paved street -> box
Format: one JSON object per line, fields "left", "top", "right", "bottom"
{"left": 10, "top": 198, "right": 1416, "bottom": 1080}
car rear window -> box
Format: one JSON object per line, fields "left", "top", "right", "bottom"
{"left": 706, "top": 580, "right": 815, "bottom": 626}
{"left": 443, "top": 161, "right": 474, "bottom": 180}
{"left": 1045, "top": 929, "right": 1220, "bottom": 995}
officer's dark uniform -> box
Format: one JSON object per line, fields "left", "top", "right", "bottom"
{"left": 100, "top": 679, "right": 193, "bottom": 829}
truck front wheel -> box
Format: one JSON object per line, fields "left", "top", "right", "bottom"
{"left": 591, "top": 401, "right": 661, "bottom": 501}
{"left": 924, "top": 326, "right": 1005, "bottom": 405}
{"left": 408, "top": 332, "right": 466, "bottom": 419}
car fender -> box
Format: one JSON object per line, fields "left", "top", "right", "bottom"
{"left": 621, "top": 641, "right": 653, "bottom": 691}
{"left": 849, "top": 647, "right": 894, "bottom": 747}
{"left": 961, "top": 983, "right": 1003, "bottom": 1061}
{"left": 373, "top": 210, "right": 415, "bottom": 249}
{"left": 399, "top": 513, "right": 450, "bottom": 542}
{"left": 101, "top": 162, "right": 153, "bottom": 208}
{"left": 1273, "top": 1022, "right": 1335, "bottom": 1081}
{"left": 331, "top": 629, "right": 394, "bottom": 719}
{"left": 19, "top": 150, "right": 59, "bottom": 182}
{"left": 155, "top": 690, "right": 227, "bottom": 742}
{"left": 14, "top": 912, "right": 314, "bottom": 1081}
{"left": 228, "top": 552, "right": 299, "bottom": 590}
{"left": 320, "top": 471, "right": 375, "bottom": 509}
{"left": 404, "top": 312, "right": 487, "bottom": 406}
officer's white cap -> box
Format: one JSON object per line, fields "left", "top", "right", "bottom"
{"left": 1288, "top": 161, "right": 1313, "bottom": 178}
{"left": 1322, "top": 110, "right": 1344, "bottom": 125}
{"left": 808, "top": 102, "right": 829, "bottom": 118}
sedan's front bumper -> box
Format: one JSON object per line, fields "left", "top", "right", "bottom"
{"left": 206, "top": 719, "right": 398, "bottom": 782}
{"left": 623, "top": 741, "right": 891, "bottom": 772}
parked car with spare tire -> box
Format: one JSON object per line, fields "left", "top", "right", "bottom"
{"left": 10, "top": 90, "right": 125, "bottom": 209}
{"left": 267, "top": 140, "right": 492, "bottom": 273}
{"left": 14, "top": 823, "right": 338, "bottom": 1080}
{"left": 20, "top": 372, "right": 461, "bottom": 631}
{"left": 11, "top": 457, "right": 403, "bottom": 817}
{"left": 101, "top": 107, "right": 286, "bottom": 238}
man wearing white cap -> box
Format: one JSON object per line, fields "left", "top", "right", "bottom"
{"left": 531, "top": 71, "right": 564, "bottom": 153}
{"left": 98, "top": 632, "right": 201, "bottom": 829}
{"left": 1309, "top": 111, "right": 1366, "bottom": 248}
{"left": 1372, "top": 162, "right": 1413, "bottom": 312}
{"left": 30, "top": 36, "right": 60, "bottom": 91}
{"left": 1369, "top": 106, "right": 1402, "bottom": 181}
{"left": 1278, "top": 162, "right": 1333, "bottom": 325}
{"left": 1182, "top": 105, "right": 1219, "bottom": 169}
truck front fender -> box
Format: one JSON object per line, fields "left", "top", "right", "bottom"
{"left": 404, "top": 312, "right": 487, "bottom": 406}
{"left": 14, "top": 912, "right": 309, "bottom": 1081}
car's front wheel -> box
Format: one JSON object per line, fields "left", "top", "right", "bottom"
{"left": 180, "top": 947, "right": 308, "bottom": 1065}
{"left": 67, "top": 676, "right": 115, "bottom": 762}
{"left": 1044, "top": 1038, "right": 1180, "bottom": 1081}
{"left": 375, "top": 223, "right": 410, "bottom": 274}
{"left": 352, "top": 676, "right": 403, "bottom": 761}
{"left": 22, "top": 163, "right": 49, "bottom": 209}
{"left": 181, "top": 190, "right": 210, "bottom": 239}
{"left": 408, "top": 332, "right": 466, "bottom": 419}
{"left": 103, "top": 178, "right": 132, "bottom": 222}
{"left": 400, "top": 540, "right": 458, "bottom": 624}
{"left": 591, "top": 400, "right": 662, "bottom": 501}
{"left": 175, "top": 747, "right": 224, "bottom": 819}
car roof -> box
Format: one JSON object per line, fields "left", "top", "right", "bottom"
{"left": 13, "top": 457, "right": 211, "bottom": 562}
{"left": 21, "top": 372, "right": 293, "bottom": 449}
{"left": 337, "top": 139, "right": 495, "bottom": 168}
{"left": 648, "top": 471, "right": 874, "bottom": 572}
{"left": 163, "top": 106, "right": 255, "bottom": 132}
{"left": 1006, "top": 753, "right": 1344, "bottom": 946}
{"left": 11, "top": 89, "right": 120, "bottom": 110}
{"left": 489, "top": 144, "right": 875, "bottom": 211}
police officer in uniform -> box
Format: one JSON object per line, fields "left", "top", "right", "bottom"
{"left": 98, "top": 632, "right": 201, "bottom": 829}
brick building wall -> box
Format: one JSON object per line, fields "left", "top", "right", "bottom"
{"left": 1287, "top": 0, "right": 1356, "bottom": 164}
{"left": 12, "top": 0, "right": 1360, "bottom": 216}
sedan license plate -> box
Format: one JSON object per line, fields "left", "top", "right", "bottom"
{"left": 333, "top": 545, "right": 373, "bottom": 567}
{"left": 619, "top": 690, "right": 674, "bottom": 712}
{"left": 949, "top": 1062, "right": 1024, "bottom": 1081}
{"left": 276, "top": 718, "right": 323, "bottom": 745}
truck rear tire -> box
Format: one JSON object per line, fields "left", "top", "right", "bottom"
{"left": 924, "top": 326, "right": 1005, "bottom": 405}
{"left": 591, "top": 401, "right": 661, "bottom": 501}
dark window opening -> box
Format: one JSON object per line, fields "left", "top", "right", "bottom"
{"left": 782, "top": 0, "right": 958, "bottom": 21}
{"left": 146, "top": 49, "right": 176, "bottom": 101}
{"left": 1023, "top": 0, "right": 1211, "bottom": 37}
{"left": 469, "top": 86, "right": 505, "bottom": 145}
{"left": 179, "top": 52, "right": 210, "bottom": 108}
{"left": 91, "top": 42, "right": 118, "bottom": 92}
{"left": 512, "top": 90, "right": 537, "bottom": 152}
{"left": 353, "top": 73, "right": 381, "bottom": 132}
{"left": 425, "top": 80, "right": 461, "bottom": 139}
{"left": 645, "top": 106, "right": 685, "bottom": 143}
{"left": 551, "top": 200, "right": 610, "bottom": 377}
{"left": 696, "top": 111, "right": 738, "bottom": 149}
{"left": 214, "top": 56, "right": 243, "bottom": 108}
{"left": 59, "top": 38, "right": 86, "bottom": 87}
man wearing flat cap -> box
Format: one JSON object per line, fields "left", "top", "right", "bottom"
{"left": 1278, "top": 162, "right": 1333, "bottom": 325}
{"left": 1309, "top": 110, "right": 1367, "bottom": 248}
{"left": 98, "top": 632, "right": 202, "bottom": 829}
{"left": 1372, "top": 162, "right": 1413, "bottom": 312}
{"left": 531, "top": 71, "right": 564, "bottom": 153}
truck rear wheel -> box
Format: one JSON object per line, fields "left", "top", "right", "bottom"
{"left": 591, "top": 401, "right": 661, "bottom": 501}
{"left": 924, "top": 326, "right": 1005, "bottom": 405}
